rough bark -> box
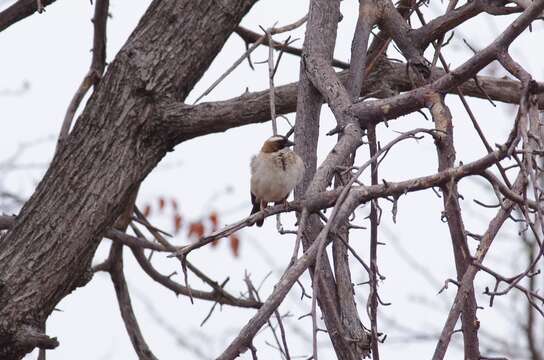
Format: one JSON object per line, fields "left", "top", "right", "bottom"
{"left": 293, "top": 1, "right": 368, "bottom": 358}
{"left": 0, "top": 1, "right": 256, "bottom": 358}
{"left": 430, "top": 94, "right": 481, "bottom": 359}
{"left": 1, "top": 1, "right": 543, "bottom": 359}
{"left": 159, "top": 60, "right": 544, "bottom": 144}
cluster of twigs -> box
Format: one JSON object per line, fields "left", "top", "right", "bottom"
{"left": 1, "top": 0, "right": 544, "bottom": 359}
{"left": 188, "top": 1, "right": 544, "bottom": 359}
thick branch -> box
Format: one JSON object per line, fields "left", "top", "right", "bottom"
{"left": 410, "top": 0, "right": 482, "bottom": 49}
{"left": 410, "top": 0, "right": 525, "bottom": 50}
{"left": 337, "top": 1, "right": 380, "bottom": 358}
{"left": 0, "top": 1, "right": 257, "bottom": 358}
{"left": 0, "top": 0, "right": 57, "bottom": 33}
{"left": 429, "top": 93, "right": 480, "bottom": 358}
{"left": 159, "top": 61, "right": 544, "bottom": 143}
{"left": 292, "top": 1, "right": 370, "bottom": 359}
{"left": 352, "top": 0, "right": 544, "bottom": 125}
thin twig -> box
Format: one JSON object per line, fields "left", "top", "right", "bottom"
{"left": 55, "top": 0, "right": 109, "bottom": 153}
{"left": 193, "top": 15, "right": 308, "bottom": 104}
{"left": 265, "top": 27, "right": 278, "bottom": 135}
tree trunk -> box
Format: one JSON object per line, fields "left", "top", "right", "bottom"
{"left": 0, "top": 1, "right": 256, "bottom": 358}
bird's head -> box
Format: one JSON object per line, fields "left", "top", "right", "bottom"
{"left": 261, "top": 135, "right": 295, "bottom": 153}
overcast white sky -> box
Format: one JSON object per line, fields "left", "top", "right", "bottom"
{"left": 1, "top": 0, "right": 543, "bottom": 359}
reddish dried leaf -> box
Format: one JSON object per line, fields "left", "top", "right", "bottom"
{"left": 173, "top": 213, "right": 183, "bottom": 234}
{"left": 209, "top": 211, "right": 219, "bottom": 231}
{"left": 188, "top": 222, "right": 205, "bottom": 239}
{"left": 143, "top": 204, "right": 151, "bottom": 218}
{"left": 171, "top": 198, "right": 178, "bottom": 211}
{"left": 158, "top": 197, "right": 165, "bottom": 211}
{"left": 229, "top": 234, "right": 240, "bottom": 257}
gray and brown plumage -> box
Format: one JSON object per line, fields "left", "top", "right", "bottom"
{"left": 250, "top": 135, "right": 304, "bottom": 226}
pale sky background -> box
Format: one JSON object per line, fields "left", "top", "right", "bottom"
{"left": 1, "top": 1, "right": 543, "bottom": 359}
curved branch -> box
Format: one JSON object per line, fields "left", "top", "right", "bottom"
{"left": 131, "top": 246, "right": 261, "bottom": 309}
{"left": 109, "top": 243, "right": 158, "bottom": 360}
{"left": 56, "top": 0, "right": 109, "bottom": 151}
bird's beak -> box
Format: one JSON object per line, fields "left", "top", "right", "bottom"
{"left": 285, "top": 139, "right": 295, "bottom": 147}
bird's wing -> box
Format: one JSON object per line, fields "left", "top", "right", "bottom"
{"left": 250, "top": 154, "right": 259, "bottom": 199}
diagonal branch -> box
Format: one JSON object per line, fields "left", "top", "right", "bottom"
{"left": 0, "top": 0, "right": 57, "bottom": 32}
{"left": 97, "top": 188, "right": 159, "bottom": 360}
{"left": 56, "top": 0, "right": 109, "bottom": 152}
{"left": 352, "top": 0, "right": 544, "bottom": 126}
{"left": 0, "top": 1, "right": 259, "bottom": 358}
{"left": 410, "top": 0, "right": 524, "bottom": 50}
{"left": 130, "top": 244, "right": 261, "bottom": 308}
{"left": 234, "top": 26, "right": 350, "bottom": 69}
{"left": 432, "top": 174, "right": 526, "bottom": 360}
{"left": 108, "top": 243, "right": 159, "bottom": 360}
{"left": 192, "top": 15, "right": 308, "bottom": 104}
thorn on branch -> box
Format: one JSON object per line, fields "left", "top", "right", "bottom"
{"left": 36, "top": 0, "right": 45, "bottom": 13}
{"left": 438, "top": 278, "right": 459, "bottom": 294}
{"left": 416, "top": 109, "right": 429, "bottom": 121}
{"left": 484, "top": 281, "right": 500, "bottom": 307}
{"left": 473, "top": 199, "right": 501, "bottom": 208}
{"left": 391, "top": 195, "right": 399, "bottom": 223}
{"left": 249, "top": 343, "right": 258, "bottom": 360}
{"left": 465, "top": 231, "right": 482, "bottom": 242}
{"left": 462, "top": 38, "right": 477, "bottom": 54}
{"left": 296, "top": 279, "right": 311, "bottom": 300}
{"left": 348, "top": 223, "right": 367, "bottom": 230}
{"left": 473, "top": 77, "right": 497, "bottom": 107}
{"left": 326, "top": 125, "right": 343, "bottom": 136}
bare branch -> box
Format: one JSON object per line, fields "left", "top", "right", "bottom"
{"left": 428, "top": 92, "right": 480, "bottom": 358}
{"left": 108, "top": 243, "right": 158, "bottom": 360}
{"left": 0, "top": 0, "right": 57, "bottom": 32}
{"left": 158, "top": 60, "right": 544, "bottom": 144}
{"left": 56, "top": 0, "right": 109, "bottom": 152}
{"left": 192, "top": 15, "right": 308, "bottom": 104}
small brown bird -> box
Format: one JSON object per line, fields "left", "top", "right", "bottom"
{"left": 250, "top": 135, "right": 304, "bottom": 226}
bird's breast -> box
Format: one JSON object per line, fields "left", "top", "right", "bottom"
{"left": 250, "top": 151, "right": 303, "bottom": 202}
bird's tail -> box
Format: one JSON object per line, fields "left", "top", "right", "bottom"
{"left": 250, "top": 201, "right": 264, "bottom": 227}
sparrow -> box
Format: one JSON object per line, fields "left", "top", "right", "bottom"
{"left": 250, "top": 135, "right": 304, "bottom": 227}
